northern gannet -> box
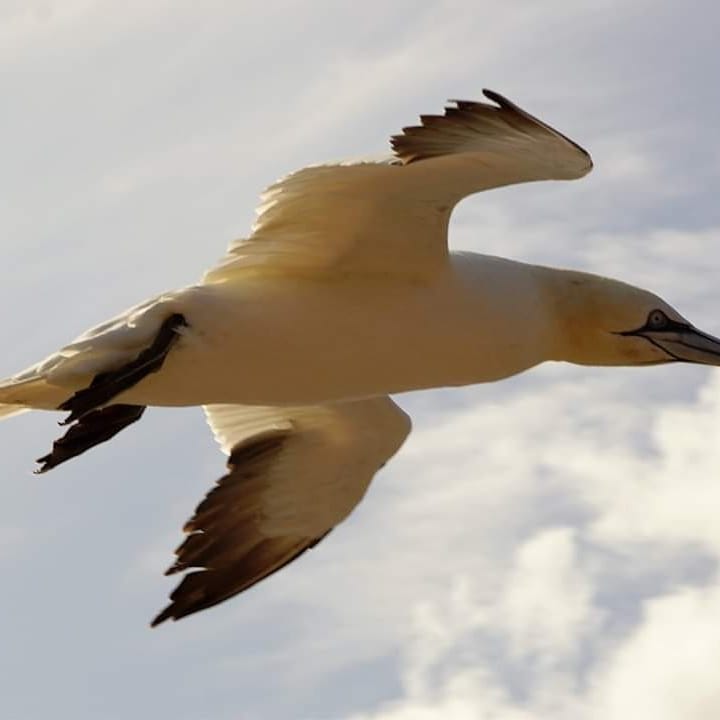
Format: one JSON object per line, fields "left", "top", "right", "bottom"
{"left": 2, "top": 90, "right": 718, "bottom": 626}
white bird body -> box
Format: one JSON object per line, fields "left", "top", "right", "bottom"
{"left": 3, "top": 90, "right": 718, "bottom": 625}
{"left": 127, "top": 253, "right": 552, "bottom": 407}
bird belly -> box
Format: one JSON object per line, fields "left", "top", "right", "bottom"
{"left": 117, "top": 274, "right": 541, "bottom": 407}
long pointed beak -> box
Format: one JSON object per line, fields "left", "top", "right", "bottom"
{"left": 642, "top": 326, "right": 720, "bottom": 365}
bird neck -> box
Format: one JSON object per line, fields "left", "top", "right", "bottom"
{"left": 446, "top": 252, "right": 562, "bottom": 378}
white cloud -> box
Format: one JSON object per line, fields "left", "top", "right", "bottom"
{"left": 589, "top": 583, "right": 720, "bottom": 720}
{"left": 587, "top": 373, "right": 720, "bottom": 554}
{"left": 496, "top": 527, "right": 598, "bottom": 663}
{"left": 348, "top": 577, "right": 720, "bottom": 720}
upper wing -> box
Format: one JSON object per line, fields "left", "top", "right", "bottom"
{"left": 151, "top": 396, "right": 411, "bottom": 626}
{"left": 204, "top": 89, "right": 592, "bottom": 283}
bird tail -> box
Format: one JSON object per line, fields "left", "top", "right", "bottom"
{"left": 0, "top": 374, "right": 67, "bottom": 417}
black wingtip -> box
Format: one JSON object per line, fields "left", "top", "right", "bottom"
{"left": 164, "top": 562, "right": 184, "bottom": 577}
{"left": 482, "top": 88, "right": 514, "bottom": 109}
{"left": 150, "top": 607, "right": 173, "bottom": 628}
{"left": 34, "top": 405, "right": 146, "bottom": 474}
{"left": 483, "top": 88, "right": 592, "bottom": 163}
{"left": 34, "top": 451, "right": 59, "bottom": 474}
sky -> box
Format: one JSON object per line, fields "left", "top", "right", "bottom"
{"left": 2, "top": 1, "right": 720, "bottom": 718}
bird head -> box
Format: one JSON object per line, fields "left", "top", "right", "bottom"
{"left": 546, "top": 270, "right": 720, "bottom": 367}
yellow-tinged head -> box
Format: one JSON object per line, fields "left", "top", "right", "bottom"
{"left": 543, "top": 269, "right": 720, "bottom": 367}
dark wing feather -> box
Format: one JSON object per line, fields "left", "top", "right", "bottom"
{"left": 391, "top": 88, "right": 592, "bottom": 171}
{"left": 152, "top": 398, "right": 410, "bottom": 627}
{"left": 151, "top": 430, "right": 329, "bottom": 627}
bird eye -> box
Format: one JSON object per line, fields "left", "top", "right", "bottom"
{"left": 647, "top": 310, "right": 668, "bottom": 330}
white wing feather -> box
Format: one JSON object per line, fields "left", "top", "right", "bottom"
{"left": 204, "top": 90, "right": 592, "bottom": 283}
{"left": 203, "top": 396, "right": 411, "bottom": 536}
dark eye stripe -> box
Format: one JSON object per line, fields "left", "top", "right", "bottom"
{"left": 616, "top": 312, "right": 689, "bottom": 337}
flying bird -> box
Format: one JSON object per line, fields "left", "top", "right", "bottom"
{"left": 2, "top": 90, "right": 719, "bottom": 626}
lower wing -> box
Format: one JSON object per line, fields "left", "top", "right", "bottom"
{"left": 152, "top": 396, "right": 411, "bottom": 625}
